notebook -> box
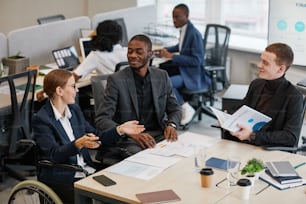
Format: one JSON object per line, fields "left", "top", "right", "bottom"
{"left": 136, "top": 189, "right": 181, "bottom": 204}
{"left": 52, "top": 46, "right": 80, "bottom": 70}
{"left": 265, "top": 169, "right": 302, "bottom": 184}
{"left": 265, "top": 161, "right": 298, "bottom": 177}
{"left": 205, "top": 157, "right": 239, "bottom": 171}
{"left": 79, "top": 37, "right": 94, "bottom": 59}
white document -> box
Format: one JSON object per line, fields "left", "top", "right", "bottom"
{"left": 106, "top": 132, "right": 220, "bottom": 180}
{"left": 125, "top": 151, "right": 181, "bottom": 169}
{"left": 144, "top": 132, "right": 220, "bottom": 158}
{"left": 106, "top": 160, "right": 163, "bottom": 180}
{"left": 210, "top": 105, "right": 272, "bottom": 132}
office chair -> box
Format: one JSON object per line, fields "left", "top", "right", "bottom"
{"left": 265, "top": 95, "right": 306, "bottom": 154}
{"left": 204, "top": 24, "right": 231, "bottom": 93}
{"left": 115, "top": 61, "right": 129, "bottom": 72}
{"left": 179, "top": 24, "right": 231, "bottom": 130}
{"left": 0, "top": 70, "right": 37, "bottom": 182}
{"left": 37, "top": 14, "right": 65, "bottom": 24}
{"left": 113, "top": 18, "right": 128, "bottom": 47}
{"left": 91, "top": 74, "right": 133, "bottom": 166}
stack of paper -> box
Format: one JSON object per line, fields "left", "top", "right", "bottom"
{"left": 106, "top": 132, "right": 220, "bottom": 180}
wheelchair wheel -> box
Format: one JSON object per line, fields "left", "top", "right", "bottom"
{"left": 8, "top": 180, "right": 63, "bottom": 204}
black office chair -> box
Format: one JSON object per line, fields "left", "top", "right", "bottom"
{"left": 179, "top": 24, "right": 231, "bottom": 130}
{"left": 91, "top": 74, "right": 110, "bottom": 115}
{"left": 37, "top": 14, "right": 65, "bottom": 24}
{"left": 115, "top": 61, "right": 129, "bottom": 72}
{"left": 204, "top": 24, "right": 231, "bottom": 92}
{"left": 0, "top": 70, "right": 37, "bottom": 182}
{"left": 91, "top": 74, "right": 133, "bottom": 166}
{"left": 265, "top": 95, "right": 306, "bottom": 154}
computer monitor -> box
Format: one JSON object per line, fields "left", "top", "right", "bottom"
{"left": 79, "top": 38, "right": 95, "bottom": 60}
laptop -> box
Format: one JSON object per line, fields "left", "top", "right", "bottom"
{"left": 52, "top": 46, "right": 80, "bottom": 70}
{"left": 266, "top": 161, "right": 298, "bottom": 177}
{"left": 79, "top": 38, "right": 95, "bottom": 60}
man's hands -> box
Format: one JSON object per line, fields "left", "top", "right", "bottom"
{"left": 127, "top": 123, "right": 178, "bottom": 149}
{"left": 230, "top": 123, "right": 252, "bottom": 141}
{"left": 154, "top": 48, "right": 173, "bottom": 59}
{"left": 129, "top": 133, "right": 156, "bottom": 149}
{"left": 164, "top": 126, "right": 178, "bottom": 141}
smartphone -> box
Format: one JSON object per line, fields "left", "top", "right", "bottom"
{"left": 93, "top": 175, "right": 116, "bottom": 186}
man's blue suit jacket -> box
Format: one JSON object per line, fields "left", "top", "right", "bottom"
{"left": 166, "top": 21, "right": 211, "bottom": 91}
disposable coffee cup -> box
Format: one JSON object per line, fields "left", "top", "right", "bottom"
{"left": 237, "top": 178, "right": 251, "bottom": 200}
{"left": 200, "top": 168, "right": 214, "bottom": 188}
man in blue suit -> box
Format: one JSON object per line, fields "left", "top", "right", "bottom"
{"left": 155, "top": 3, "right": 211, "bottom": 125}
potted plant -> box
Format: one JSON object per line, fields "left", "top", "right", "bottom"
{"left": 2, "top": 51, "right": 29, "bottom": 75}
{"left": 241, "top": 158, "right": 265, "bottom": 185}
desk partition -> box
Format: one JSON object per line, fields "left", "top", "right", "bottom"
{"left": 92, "top": 5, "right": 156, "bottom": 42}
{"left": 0, "top": 33, "right": 8, "bottom": 60}
{"left": 7, "top": 16, "right": 91, "bottom": 65}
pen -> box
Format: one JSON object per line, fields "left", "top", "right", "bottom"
{"left": 256, "top": 184, "right": 270, "bottom": 195}
{"left": 294, "top": 162, "right": 306, "bottom": 169}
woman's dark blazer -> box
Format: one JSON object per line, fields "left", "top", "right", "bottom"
{"left": 32, "top": 101, "right": 121, "bottom": 185}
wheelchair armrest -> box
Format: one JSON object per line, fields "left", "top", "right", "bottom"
{"left": 18, "top": 139, "right": 36, "bottom": 146}
{"left": 38, "top": 160, "right": 89, "bottom": 176}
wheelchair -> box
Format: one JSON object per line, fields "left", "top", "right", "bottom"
{"left": 8, "top": 179, "right": 63, "bottom": 204}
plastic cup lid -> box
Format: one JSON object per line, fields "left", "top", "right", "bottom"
{"left": 200, "top": 168, "right": 214, "bottom": 175}
{"left": 237, "top": 178, "right": 251, "bottom": 186}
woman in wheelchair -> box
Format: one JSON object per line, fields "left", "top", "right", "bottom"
{"left": 33, "top": 69, "right": 145, "bottom": 203}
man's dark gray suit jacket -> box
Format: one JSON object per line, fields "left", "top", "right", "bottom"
{"left": 95, "top": 66, "right": 181, "bottom": 135}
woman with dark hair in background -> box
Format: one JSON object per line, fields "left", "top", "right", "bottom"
{"left": 74, "top": 20, "right": 127, "bottom": 81}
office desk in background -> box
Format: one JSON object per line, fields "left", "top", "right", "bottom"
{"left": 74, "top": 133, "right": 306, "bottom": 204}
{"left": 222, "top": 84, "right": 249, "bottom": 114}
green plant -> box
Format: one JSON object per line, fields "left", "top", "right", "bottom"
{"left": 241, "top": 158, "right": 264, "bottom": 176}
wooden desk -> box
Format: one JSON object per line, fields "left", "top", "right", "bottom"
{"left": 74, "top": 134, "right": 306, "bottom": 203}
